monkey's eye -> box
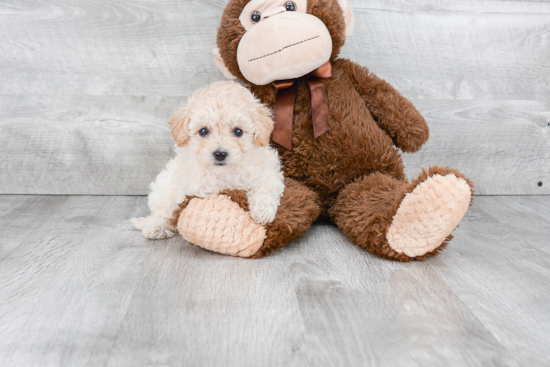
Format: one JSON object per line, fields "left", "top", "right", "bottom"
{"left": 234, "top": 128, "right": 243, "bottom": 137}
{"left": 285, "top": 1, "right": 296, "bottom": 11}
{"left": 199, "top": 128, "right": 209, "bottom": 136}
{"left": 251, "top": 11, "right": 261, "bottom": 23}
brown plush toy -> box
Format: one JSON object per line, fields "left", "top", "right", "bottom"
{"left": 175, "top": 0, "right": 474, "bottom": 261}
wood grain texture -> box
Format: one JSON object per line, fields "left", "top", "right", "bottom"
{"left": 402, "top": 99, "right": 550, "bottom": 195}
{"left": 345, "top": 0, "right": 550, "bottom": 100}
{"left": 1, "top": 195, "right": 549, "bottom": 366}
{"left": 0, "top": 0, "right": 224, "bottom": 96}
{"left": 0, "top": 95, "right": 180, "bottom": 195}
{"left": 0, "top": 195, "right": 69, "bottom": 260}
{"left": 433, "top": 197, "right": 550, "bottom": 366}
{"left": 0, "top": 196, "right": 149, "bottom": 367}
{"left": 0, "top": 0, "right": 548, "bottom": 99}
{"left": 0, "top": 0, "right": 548, "bottom": 195}
{"left": 0, "top": 96, "right": 547, "bottom": 195}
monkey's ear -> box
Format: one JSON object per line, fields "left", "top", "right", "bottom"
{"left": 212, "top": 48, "right": 237, "bottom": 80}
{"left": 168, "top": 105, "right": 191, "bottom": 147}
{"left": 337, "top": 0, "right": 355, "bottom": 37}
{"left": 252, "top": 103, "right": 275, "bottom": 147}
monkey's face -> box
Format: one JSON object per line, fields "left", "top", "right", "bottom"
{"left": 215, "top": 0, "right": 354, "bottom": 86}
{"left": 237, "top": 0, "right": 332, "bottom": 85}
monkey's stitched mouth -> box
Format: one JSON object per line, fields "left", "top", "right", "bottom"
{"left": 248, "top": 36, "right": 320, "bottom": 62}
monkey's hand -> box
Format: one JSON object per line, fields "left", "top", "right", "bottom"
{"left": 344, "top": 59, "right": 430, "bottom": 153}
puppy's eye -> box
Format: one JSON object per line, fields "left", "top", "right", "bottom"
{"left": 285, "top": 2, "right": 296, "bottom": 11}
{"left": 251, "top": 11, "right": 261, "bottom": 23}
{"left": 234, "top": 128, "right": 243, "bottom": 137}
{"left": 199, "top": 128, "right": 209, "bottom": 137}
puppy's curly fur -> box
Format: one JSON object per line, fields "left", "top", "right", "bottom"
{"left": 131, "top": 81, "right": 285, "bottom": 240}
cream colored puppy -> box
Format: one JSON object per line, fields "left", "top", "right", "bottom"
{"left": 131, "top": 81, "right": 284, "bottom": 240}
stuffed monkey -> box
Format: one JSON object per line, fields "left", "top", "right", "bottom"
{"left": 175, "top": 0, "right": 474, "bottom": 261}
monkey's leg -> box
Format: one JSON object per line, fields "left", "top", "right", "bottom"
{"left": 330, "top": 167, "right": 474, "bottom": 261}
{"left": 176, "top": 178, "right": 321, "bottom": 258}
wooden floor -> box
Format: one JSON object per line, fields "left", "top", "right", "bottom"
{"left": 0, "top": 195, "right": 549, "bottom": 367}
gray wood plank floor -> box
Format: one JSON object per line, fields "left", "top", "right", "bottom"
{"left": 1, "top": 195, "right": 549, "bottom": 367}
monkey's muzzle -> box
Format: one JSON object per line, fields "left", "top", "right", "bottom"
{"left": 237, "top": 12, "right": 333, "bottom": 86}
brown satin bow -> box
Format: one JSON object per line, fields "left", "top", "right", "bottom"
{"left": 272, "top": 61, "right": 332, "bottom": 150}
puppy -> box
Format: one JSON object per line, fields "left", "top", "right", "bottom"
{"left": 131, "top": 81, "right": 285, "bottom": 240}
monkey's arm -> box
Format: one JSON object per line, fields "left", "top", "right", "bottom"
{"left": 344, "top": 59, "right": 429, "bottom": 153}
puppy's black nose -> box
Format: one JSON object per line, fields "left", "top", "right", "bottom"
{"left": 213, "top": 150, "right": 228, "bottom": 161}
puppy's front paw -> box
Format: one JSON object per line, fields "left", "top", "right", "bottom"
{"left": 130, "top": 217, "right": 147, "bottom": 230}
{"left": 249, "top": 205, "right": 277, "bottom": 225}
{"left": 141, "top": 217, "right": 176, "bottom": 240}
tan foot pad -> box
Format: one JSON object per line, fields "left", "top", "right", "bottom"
{"left": 387, "top": 174, "right": 471, "bottom": 258}
{"left": 177, "top": 195, "right": 266, "bottom": 258}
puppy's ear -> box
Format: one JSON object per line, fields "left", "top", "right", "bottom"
{"left": 168, "top": 105, "right": 190, "bottom": 147}
{"left": 252, "top": 103, "right": 275, "bottom": 147}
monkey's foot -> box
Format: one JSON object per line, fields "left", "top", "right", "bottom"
{"left": 177, "top": 195, "right": 266, "bottom": 258}
{"left": 386, "top": 169, "right": 473, "bottom": 258}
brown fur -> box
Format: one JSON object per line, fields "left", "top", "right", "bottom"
{"left": 190, "top": 0, "right": 475, "bottom": 260}
{"left": 217, "top": 0, "right": 347, "bottom": 85}
{"left": 173, "top": 179, "right": 321, "bottom": 257}
{"left": 330, "top": 166, "right": 474, "bottom": 262}
{"left": 216, "top": 0, "right": 250, "bottom": 82}
{"left": 254, "top": 178, "right": 322, "bottom": 258}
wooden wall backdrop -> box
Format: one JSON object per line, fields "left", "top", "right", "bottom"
{"left": 0, "top": 0, "right": 549, "bottom": 195}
